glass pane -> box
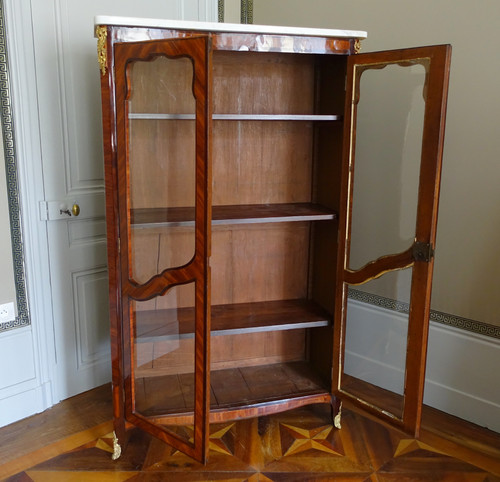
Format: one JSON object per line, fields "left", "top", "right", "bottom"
{"left": 348, "top": 62, "right": 427, "bottom": 270}
{"left": 133, "top": 282, "right": 195, "bottom": 442}
{"left": 209, "top": 329, "right": 328, "bottom": 410}
{"left": 342, "top": 268, "right": 412, "bottom": 419}
{"left": 128, "top": 56, "right": 196, "bottom": 283}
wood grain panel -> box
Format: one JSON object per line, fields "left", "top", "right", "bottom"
{"left": 131, "top": 203, "right": 336, "bottom": 227}
{"left": 231, "top": 223, "right": 310, "bottom": 303}
{"left": 135, "top": 329, "right": 306, "bottom": 378}
{"left": 158, "top": 227, "right": 195, "bottom": 267}
{"left": 129, "top": 119, "right": 196, "bottom": 209}
{"left": 239, "top": 364, "right": 299, "bottom": 400}
{"left": 135, "top": 374, "right": 189, "bottom": 415}
{"left": 133, "top": 299, "right": 330, "bottom": 342}
{"left": 129, "top": 55, "right": 195, "bottom": 115}
{"left": 211, "top": 223, "right": 310, "bottom": 306}
{"left": 135, "top": 361, "right": 328, "bottom": 417}
{"left": 213, "top": 51, "right": 315, "bottom": 115}
{"left": 212, "top": 121, "right": 313, "bottom": 205}
{"left": 135, "top": 342, "right": 153, "bottom": 371}
{"left": 130, "top": 231, "right": 160, "bottom": 289}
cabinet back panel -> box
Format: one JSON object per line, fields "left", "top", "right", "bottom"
{"left": 210, "top": 223, "right": 310, "bottom": 305}
{"left": 129, "top": 120, "right": 196, "bottom": 209}
{"left": 135, "top": 330, "right": 306, "bottom": 377}
{"left": 212, "top": 121, "right": 313, "bottom": 205}
{"left": 129, "top": 55, "right": 196, "bottom": 114}
{"left": 213, "top": 52, "right": 315, "bottom": 115}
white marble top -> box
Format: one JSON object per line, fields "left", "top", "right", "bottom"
{"left": 94, "top": 16, "right": 367, "bottom": 39}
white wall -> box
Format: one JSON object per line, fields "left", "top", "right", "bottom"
{"left": 254, "top": 0, "right": 500, "bottom": 329}
{"left": 254, "top": 0, "right": 500, "bottom": 430}
{"left": 346, "top": 300, "right": 500, "bottom": 432}
{"left": 0, "top": 134, "right": 44, "bottom": 426}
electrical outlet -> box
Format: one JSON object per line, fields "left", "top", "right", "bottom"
{"left": 0, "top": 302, "right": 15, "bottom": 322}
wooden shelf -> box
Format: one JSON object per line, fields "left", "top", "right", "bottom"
{"left": 135, "top": 299, "right": 331, "bottom": 343}
{"left": 131, "top": 202, "right": 337, "bottom": 228}
{"left": 135, "top": 360, "right": 330, "bottom": 418}
{"left": 129, "top": 113, "right": 342, "bottom": 121}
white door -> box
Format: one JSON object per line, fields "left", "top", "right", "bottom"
{"left": 30, "top": 0, "right": 217, "bottom": 401}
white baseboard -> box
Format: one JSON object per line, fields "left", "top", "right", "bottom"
{"left": 345, "top": 299, "right": 500, "bottom": 432}
{"left": 0, "top": 327, "right": 53, "bottom": 428}
{"left": 0, "top": 382, "right": 52, "bottom": 427}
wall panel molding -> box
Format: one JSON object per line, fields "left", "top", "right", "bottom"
{"left": 346, "top": 297, "right": 500, "bottom": 431}
{"left": 349, "top": 288, "right": 500, "bottom": 340}
{"left": 0, "top": 0, "right": 30, "bottom": 332}
{"left": 72, "top": 267, "right": 110, "bottom": 369}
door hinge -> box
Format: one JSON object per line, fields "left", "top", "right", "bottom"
{"left": 412, "top": 241, "right": 434, "bottom": 262}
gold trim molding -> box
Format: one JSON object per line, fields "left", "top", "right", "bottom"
{"left": 96, "top": 25, "right": 107, "bottom": 76}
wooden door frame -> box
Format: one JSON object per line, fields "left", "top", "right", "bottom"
{"left": 333, "top": 45, "right": 452, "bottom": 436}
{"left": 103, "top": 35, "right": 212, "bottom": 462}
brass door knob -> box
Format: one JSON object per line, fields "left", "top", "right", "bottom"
{"left": 72, "top": 203, "right": 80, "bottom": 216}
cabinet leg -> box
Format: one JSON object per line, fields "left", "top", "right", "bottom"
{"left": 330, "top": 396, "right": 342, "bottom": 430}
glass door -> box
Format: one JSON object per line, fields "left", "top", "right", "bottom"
{"left": 334, "top": 45, "right": 451, "bottom": 435}
{"left": 114, "top": 36, "right": 211, "bottom": 462}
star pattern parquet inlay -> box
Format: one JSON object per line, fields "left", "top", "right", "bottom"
{"left": 2, "top": 405, "right": 499, "bottom": 481}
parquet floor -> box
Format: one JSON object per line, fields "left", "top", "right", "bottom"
{"left": 1, "top": 387, "right": 499, "bottom": 481}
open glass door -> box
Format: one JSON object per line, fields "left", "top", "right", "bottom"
{"left": 114, "top": 36, "right": 212, "bottom": 462}
{"left": 334, "top": 45, "right": 451, "bottom": 435}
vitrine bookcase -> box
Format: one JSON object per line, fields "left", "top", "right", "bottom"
{"left": 96, "top": 16, "right": 450, "bottom": 462}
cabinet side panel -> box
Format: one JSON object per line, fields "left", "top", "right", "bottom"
{"left": 310, "top": 63, "right": 346, "bottom": 313}
{"left": 309, "top": 57, "right": 347, "bottom": 378}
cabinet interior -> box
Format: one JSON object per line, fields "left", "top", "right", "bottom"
{"left": 128, "top": 50, "right": 348, "bottom": 417}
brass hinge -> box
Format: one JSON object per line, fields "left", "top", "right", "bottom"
{"left": 412, "top": 241, "right": 434, "bottom": 262}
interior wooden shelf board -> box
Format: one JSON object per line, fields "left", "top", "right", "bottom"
{"left": 128, "top": 113, "right": 342, "bottom": 121}
{"left": 135, "top": 299, "right": 331, "bottom": 343}
{"left": 131, "top": 203, "right": 337, "bottom": 228}
{"left": 135, "top": 360, "right": 330, "bottom": 417}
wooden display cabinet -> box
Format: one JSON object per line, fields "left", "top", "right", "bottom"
{"left": 96, "top": 17, "right": 451, "bottom": 463}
